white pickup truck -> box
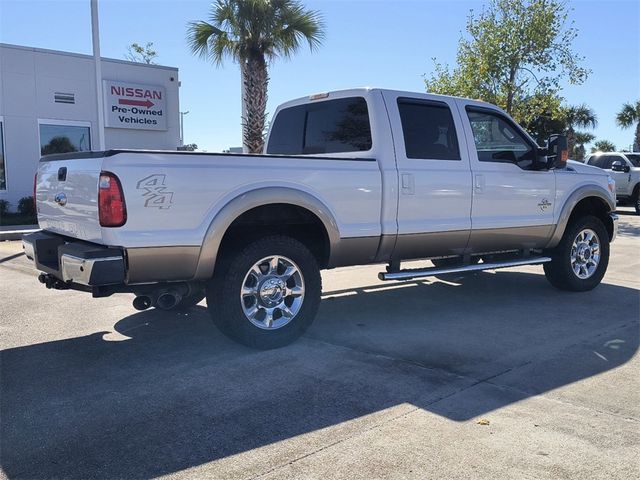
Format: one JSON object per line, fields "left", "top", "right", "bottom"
{"left": 23, "top": 88, "right": 618, "bottom": 349}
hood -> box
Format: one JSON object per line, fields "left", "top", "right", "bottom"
{"left": 566, "top": 160, "right": 608, "bottom": 176}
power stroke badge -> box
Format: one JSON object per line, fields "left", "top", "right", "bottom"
{"left": 136, "top": 174, "right": 174, "bottom": 209}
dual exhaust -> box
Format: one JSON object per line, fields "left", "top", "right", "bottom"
{"left": 132, "top": 289, "right": 183, "bottom": 311}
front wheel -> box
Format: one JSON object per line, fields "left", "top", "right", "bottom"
{"left": 207, "top": 235, "right": 322, "bottom": 349}
{"left": 544, "top": 215, "right": 610, "bottom": 292}
{"left": 633, "top": 187, "right": 640, "bottom": 215}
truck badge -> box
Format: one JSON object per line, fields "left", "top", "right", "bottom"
{"left": 136, "top": 174, "right": 174, "bottom": 209}
{"left": 538, "top": 198, "right": 552, "bottom": 212}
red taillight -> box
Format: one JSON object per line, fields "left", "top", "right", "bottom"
{"left": 99, "top": 172, "right": 127, "bottom": 227}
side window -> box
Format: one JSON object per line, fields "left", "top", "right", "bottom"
{"left": 601, "top": 155, "right": 617, "bottom": 169}
{"left": 466, "top": 108, "right": 536, "bottom": 169}
{"left": 397, "top": 99, "right": 460, "bottom": 160}
{"left": 267, "top": 97, "right": 372, "bottom": 155}
{"left": 587, "top": 155, "right": 604, "bottom": 168}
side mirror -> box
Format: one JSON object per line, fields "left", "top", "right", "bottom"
{"left": 545, "top": 134, "right": 568, "bottom": 169}
{"left": 611, "top": 161, "right": 630, "bottom": 173}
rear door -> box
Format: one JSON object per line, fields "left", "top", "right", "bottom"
{"left": 36, "top": 156, "right": 103, "bottom": 243}
{"left": 460, "top": 104, "right": 556, "bottom": 252}
{"left": 382, "top": 92, "right": 473, "bottom": 259}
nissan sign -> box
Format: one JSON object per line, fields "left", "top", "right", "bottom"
{"left": 103, "top": 80, "right": 167, "bottom": 131}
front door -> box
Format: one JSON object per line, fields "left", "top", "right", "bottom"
{"left": 461, "top": 105, "right": 557, "bottom": 252}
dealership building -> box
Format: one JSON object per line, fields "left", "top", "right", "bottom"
{"left": 0, "top": 43, "right": 180, "bottom": 208}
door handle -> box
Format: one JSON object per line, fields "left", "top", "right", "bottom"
{"left": 401, "top": 173, "right": 414, "bottom": 195}
{"left": 474, "top": 174, "right": 485, "bottom": 193}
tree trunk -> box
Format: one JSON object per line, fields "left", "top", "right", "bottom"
{"left": 567, "top": 127, "right": 576, "bottom": 158}
{"left": 634, "top": 122, "right": 640, "bottom": 152}
{"left": 241, "top": 54, "right": 269, "bottom": 154}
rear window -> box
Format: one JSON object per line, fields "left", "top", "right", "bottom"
{"left": 267, "top": 97, "right": 372, "bottom": 155}
{"left": 398, "top": 99, "right": 460, "bottom": 160}
{"left": 625, "top": 154, "right": 640, "bottom": 167}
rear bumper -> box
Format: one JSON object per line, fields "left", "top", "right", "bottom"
{"left": 22, "top": 231, "right": 125, "bottom": 286}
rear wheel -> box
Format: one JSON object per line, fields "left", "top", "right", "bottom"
{"left": 207, "top": 235, "right": 322, "bottom": 349}
{"left": 633, "top": 186, "right": 640, "bottom": 215}
{"left": 544, "top": 215, "right": 609, "bottom": 291}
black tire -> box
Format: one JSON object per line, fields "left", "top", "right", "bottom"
{"left": 544, "top": 215, "right": 610, "bottom": 292}
{"left": 206, "top": 235, "right": 322, "bottom": 349}
{"left": 633, "top": 186, "right": 640, "bottom": 215}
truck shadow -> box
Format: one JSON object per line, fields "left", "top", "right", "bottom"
{"left": 1, "top": 271, "right": 638, "bottom": 479}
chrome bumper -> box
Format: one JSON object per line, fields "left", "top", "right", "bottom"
{"left": 22, "top": 231, "right": 125, "bottom": 286}
{"left": 610, "top": 213, "right": 619, "bottom": 242}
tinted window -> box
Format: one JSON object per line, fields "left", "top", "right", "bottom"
{"left": 602, "top": 155, "right": 624, "bottom": 169}
{"left": 467, "top": 109, "right": 536, "bottom": 169}
{"left": 625, "top": 154, "right": 640, "bottom": 167}
{"left": 398, "top": 99, "right": 460, "bottom": 160}
{"left": 267, "top": 97, "right": 372, "bottom": 155}
{"left": 40, "top": 124, "right": 91, "bottom": 156}
{"left": 587, "top": 155, "right": 605, "bottom": 168}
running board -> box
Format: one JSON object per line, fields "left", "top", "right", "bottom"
{"left": 379, "top": 257, "right": 552, "bottom": 281}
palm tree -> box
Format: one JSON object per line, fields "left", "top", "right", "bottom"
{"left": 187, "top": 0, "right": 324, "bottom": 153}
{"left": 562, "top": 104, "right": 597, "bottom": 158}
{"left": 591, "top": 140, "right": 615, "bottom": 153}
{"left": 573, "top": 131, "right": 594, "bottom": 161}
{"left": 616, "top": 100, "right": 640, "bottom": 151}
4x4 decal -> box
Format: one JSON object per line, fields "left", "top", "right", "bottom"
{"left": 136, "top": 174, "right": 174, "bottom": 209}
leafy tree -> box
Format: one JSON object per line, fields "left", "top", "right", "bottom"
{"left": 425, "top": 0, "right": 588, "bottom": 142}
{"left": 591, "top": 140, "right": 615, "bottom": 153}
{"left": 573, "top": 131, "right": 594, "bottom": 161}
{"left": 41, "top": 137, "right": 77, "bottom": 155}
{"left": 187, "top": 0, "right": 324, "bottom": 153}
{"left": 616, "top": 100, "right": 640, "bottom": 151}
{"left": 561, "top": 104, "right": 597, "bottom": 158}
{"left": 126, "top": 42, "right": 158, "bottom": 64}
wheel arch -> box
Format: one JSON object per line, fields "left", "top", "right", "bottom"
{"left": 547, "top": 185, "right": 616, "bottom": 248}
{"left": 194, "top": 187, "right": 341, "bottom": 280}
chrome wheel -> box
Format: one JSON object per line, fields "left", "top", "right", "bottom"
{"left": 240, "top": 255, "right": 305, "bottom": 330}
{"left": 570, "top": 228, "right": 601, "bottom": 279}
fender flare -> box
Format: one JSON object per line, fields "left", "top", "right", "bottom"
{"left": 193, "top": 187, "right": 341, "bottom": 280}
{"left": 546, "top": 184, "right": 615, "bottom": 248}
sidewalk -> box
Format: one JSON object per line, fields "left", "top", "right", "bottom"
{"left": 0, "top": 224, "right": 39, "bottom": 241}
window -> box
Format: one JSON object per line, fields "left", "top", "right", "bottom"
{"left": 624, "top": 154, "right": 640, "bottom": 167}
{"left": 39, "top": 123, "right": 91, "bottom": 156}
{"left": 466, "top": 108, "right": 536, "bottom": 169}
{"left": 267, "top": 97, "right": 372, "bottom": 155}
{"left": 397, "top": 99, "right": 460, "bottom": 160}
{"left": 0, "top": 121, "right": 5, "bottom": 190}
{"left": 587, "top": 155, "right": 606, "bottom": 168}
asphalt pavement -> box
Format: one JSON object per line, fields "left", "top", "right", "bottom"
{"left": 1, "top": 208, "right": 638, "bottom": 479}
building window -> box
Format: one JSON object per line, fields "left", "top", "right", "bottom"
{"left": 39, "top": 123, "right": 91, "bottom": 156}
{"left": 0, "top": 121, "right": 6, "bottom": 190}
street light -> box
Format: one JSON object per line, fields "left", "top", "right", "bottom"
{"left": 180, "top": 111, "right": 189, "bottom": 146}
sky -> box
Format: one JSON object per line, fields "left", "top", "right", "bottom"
{"left": 0, "top": 0, "right": 638, "bottom": 152}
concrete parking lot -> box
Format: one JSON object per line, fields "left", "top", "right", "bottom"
{"left": 1, "top": 209, "right": 638, "bottom": 479}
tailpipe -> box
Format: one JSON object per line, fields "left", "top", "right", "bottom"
{"left": 132, "top": 295, "right": 152, "bottom": 311}
{"left": 155, "top": 290, "right": 182, "bottom": 311}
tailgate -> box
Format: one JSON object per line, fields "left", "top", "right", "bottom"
{"left": 36, "top": 155, "right": 104, "bottom": 243}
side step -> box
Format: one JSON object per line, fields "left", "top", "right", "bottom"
{"left": 379, "top": 256, "right": 552, "bottom": 281}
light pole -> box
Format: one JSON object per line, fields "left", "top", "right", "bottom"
{"left": 91, "top": 0, "right": 105, "bottom": 151}
{"left": 180, "top": 111, "right": 189, "bottom": 146}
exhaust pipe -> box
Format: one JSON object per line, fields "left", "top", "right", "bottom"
{"left": 132, "top": 295, "right": 152, "bottom": 311}
{"left": 155, "top": 291, "right": 182, "bottom": 311}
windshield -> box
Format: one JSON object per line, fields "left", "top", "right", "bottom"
{"left": 625, "top": 154, "right": 640, "bottom": 167}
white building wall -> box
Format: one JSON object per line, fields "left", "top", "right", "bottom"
{"left": 0, "top": 43, "right": 180, "bottom": 207}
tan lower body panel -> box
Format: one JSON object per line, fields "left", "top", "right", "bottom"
{"left": 126, "top": 246, "right": 201, "bottom": 284}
